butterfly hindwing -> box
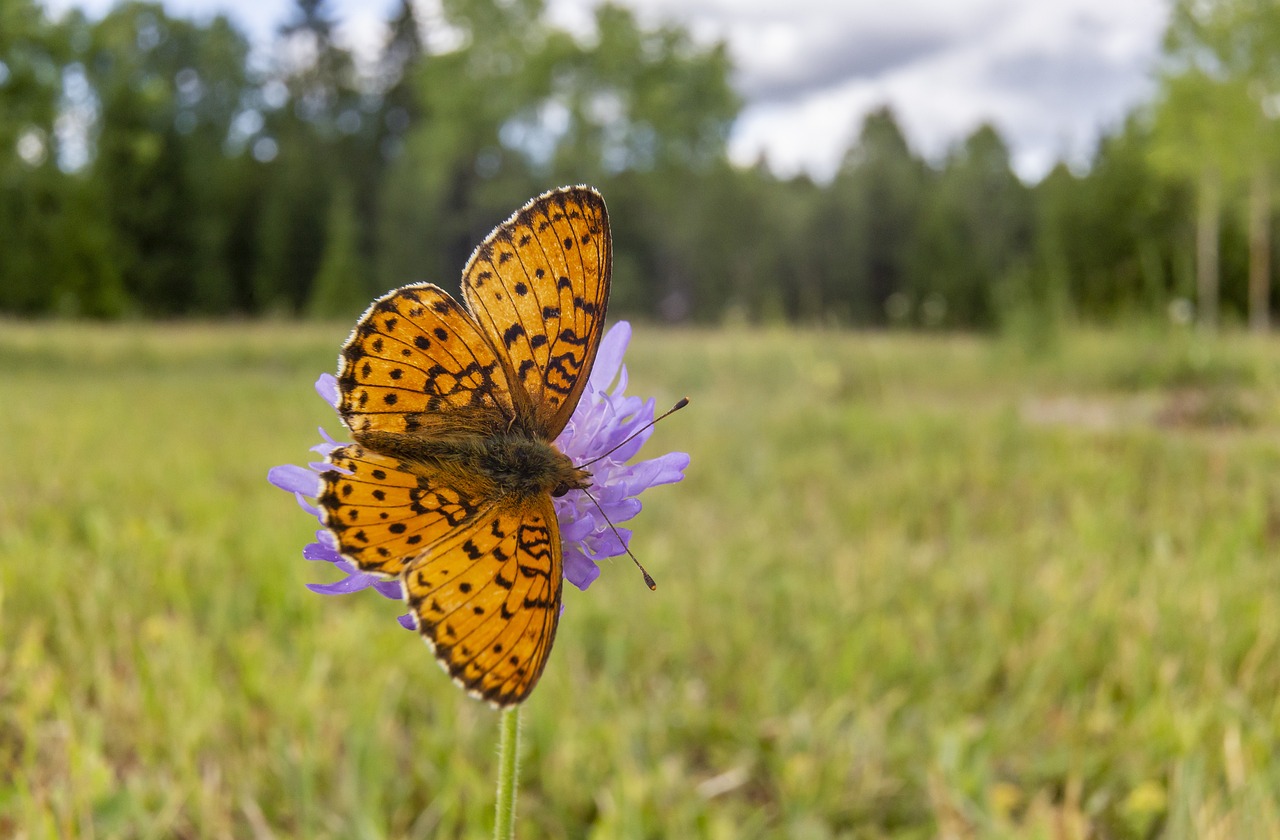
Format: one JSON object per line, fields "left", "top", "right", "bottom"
{"left": 403, "top": 494, "right": 562, "bottom": 706}
{"left": 338, "top": 283, "right": 515, "bottom": 438}
{"left": 318, "top": 443, "right": 488, "bottom": 577}
{"left": 461, "top": 186, "right": 611, "bottom": 439}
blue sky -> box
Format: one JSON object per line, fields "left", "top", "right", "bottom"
{"left": 41, "top": 0, "right": 1170, "bottom": 181}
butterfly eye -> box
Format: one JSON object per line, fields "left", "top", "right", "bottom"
{"left": 551, "top": 483, "right": 571, "bottom": 498}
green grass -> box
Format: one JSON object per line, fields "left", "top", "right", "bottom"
{"left": 5, "top": 321, "right": 1280, "bottom": 838}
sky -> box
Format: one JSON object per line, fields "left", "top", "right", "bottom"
{"left": 41, "top": 0, "right": 1171, "bottom": 182}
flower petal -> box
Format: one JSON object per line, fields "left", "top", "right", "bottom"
{"left": 268, "top": 464, "right": 321, "bottom": 497}
{"left": 307, "top": 572, "right": 384, "bottom": 595}
{"left": 316, "top": 373, "right": 340, "bottom": 409}
{"left": 303, "top": 540, "right": 342, "bottom": 563}
{"left": 295, "top": 493, "right": 321, "bottom": 520}
{"left": 620, "top": 452, "right": 690, "bottom": 490}
{"left": 588, "top": 321, "right": 630, "bottom": 392}
{"left": 563, "top": 546, "right": 602, "bottom": 590}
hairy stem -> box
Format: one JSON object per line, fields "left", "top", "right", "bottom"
{"left": 494, "top": 706, "right": 522, "bottom": 840}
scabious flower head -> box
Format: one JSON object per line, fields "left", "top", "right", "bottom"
{"left": 268, "top": 320, "right": 689, "bottom": 623}
{"left": 552, "top": 321, "right": 690, "bottom": 589}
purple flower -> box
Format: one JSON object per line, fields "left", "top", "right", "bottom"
{"left": 553, "top": 322, "right": 690, "bottom": 590}
{"left": 268, "top": 320, "right": 689, "bottom": 623}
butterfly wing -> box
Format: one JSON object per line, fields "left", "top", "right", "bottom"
{"left": 319, "top": 444, "right": 562, "bottom": 706}
{"left": 460, "top": 186, "right": 611, "bottom": 440}
{"left": 337, "top": 283, "right": 515, "bottom": 438}
{"left": 318, "top": 443, "right": 488, "bottom": 577}
{"left": 402, "top": 494, "right": 563, "bottom": 706}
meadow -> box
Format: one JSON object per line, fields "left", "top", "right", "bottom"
{"left": 4, "top": 321, "right": 1280, "bottom": 839}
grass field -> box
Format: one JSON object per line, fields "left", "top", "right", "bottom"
{"left": 5, "top": 321, "right": 1280, "bottom": 838}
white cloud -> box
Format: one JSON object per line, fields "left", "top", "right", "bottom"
{"left": 708, "top": 0, "right": 1167, "bottom": 180}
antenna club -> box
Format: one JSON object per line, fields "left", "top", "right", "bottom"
{"left": 582, "top": 486, "right": 659, "bottom": 591}
{"left": 674, "top": 397, "right": 690, "bottom": 410}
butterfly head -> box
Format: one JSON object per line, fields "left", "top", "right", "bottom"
{"left": 551, "top": 466, "right": 591, "bottom": 498}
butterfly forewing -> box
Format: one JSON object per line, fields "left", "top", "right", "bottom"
{"left": 403, "top": 495, "right": 562, "bottom": 706}
{"left": 338, "top": 284, "right": 515, "bottom": 437}
{"left": 461, "top": 186, "right": 611, "bottom": 439}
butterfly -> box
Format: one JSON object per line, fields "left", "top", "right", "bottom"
{"left": 316, "top": 186, "right": 611, "bottom": 706}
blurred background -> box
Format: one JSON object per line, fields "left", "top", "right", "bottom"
{"left": 3, "top": 0, "right": 1269, "bottom": 330}
{"left": 9, "top": 1, "right": 1280, "bottom": 838}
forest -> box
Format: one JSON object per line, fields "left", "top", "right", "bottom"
{"left": 1, "top": 0, "right": 1276, "bottom": 331}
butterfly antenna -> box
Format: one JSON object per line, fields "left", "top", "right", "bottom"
{"left": 579, "top": 397, "right": 689, "bottom": 470}
{"left": 582, "top": 487, "right": 657, "bottom": 590}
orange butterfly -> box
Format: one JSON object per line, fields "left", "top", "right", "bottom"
{"left": 317, "top": 186, "right": 611, "bottom": 706}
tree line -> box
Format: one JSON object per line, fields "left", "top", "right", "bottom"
{"left": 0, "top": 0, "right": 1275, "bottom": 330}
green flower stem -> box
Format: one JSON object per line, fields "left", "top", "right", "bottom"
{"left": 494, "top": 705, "right": 522, "bottom": 840}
